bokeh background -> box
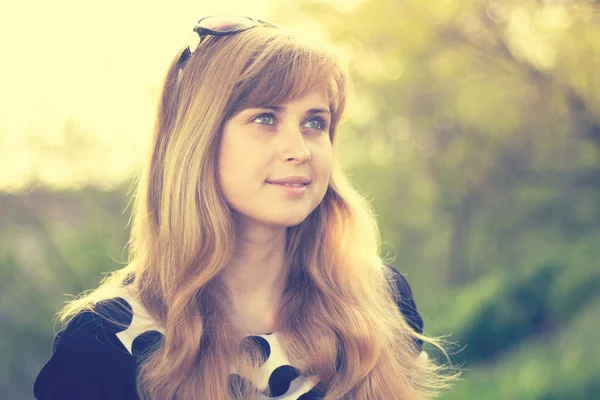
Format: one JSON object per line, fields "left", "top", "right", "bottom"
{"left": 2, "top": 0, "right": 599, "bottom": 399}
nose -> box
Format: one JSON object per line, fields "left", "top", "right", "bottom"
{"left": 278, "top": 125, "right": 311, "bottom": 164}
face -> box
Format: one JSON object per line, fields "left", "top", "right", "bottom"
{"left": 218, "top": 89, "right": 333, "bottom": 229}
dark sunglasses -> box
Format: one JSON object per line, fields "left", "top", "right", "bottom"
{"left": 176, "top": 15, "right": 272, "bottom": 71}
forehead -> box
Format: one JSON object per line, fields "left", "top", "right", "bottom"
{"left": 232, "top": 75, "right": 335, "bottom": 113}
{"left": 226, "top": 57, "right": 339, "bottom": 116}
{"left": 267, "top": 88, "right": 331, "bottom": 111}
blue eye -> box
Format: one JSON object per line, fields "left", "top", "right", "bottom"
{"left": 304, "top": 116, "right": 328, "bottom": 131}
{"left": 252, "top": 113, "right": 275, "bottom": 125}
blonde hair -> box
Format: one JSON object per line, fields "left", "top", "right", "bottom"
{"left": 57, "top": 22, "right": 458, "bottom": 399}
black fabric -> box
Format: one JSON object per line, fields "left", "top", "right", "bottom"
{"left": 33, "top": 311, "right": 139, "bottom": 400}
{"left": 384, "top": 263, "right": 425, "bottom": 352}
{"left": 33, "top": 267, "right": 423, "bottom": 399}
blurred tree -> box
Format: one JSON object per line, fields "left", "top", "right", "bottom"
{"left": 272, "top": 0, "right": 600, "bottom": 398}
{"left": 0, "top": 186, "right": 130, "bottom": 399}
{"left": 275, "top": 0, "right": 600, "bottom": 285}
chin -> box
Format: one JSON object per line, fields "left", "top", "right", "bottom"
{"left": 270, "top": 216, "right": 309, "bottom": 228}
{"left": 237, "top": 205, "right": 318, "bottom": 229}
{"left": 260, "top": 211, "right": 312, "bottom": 228}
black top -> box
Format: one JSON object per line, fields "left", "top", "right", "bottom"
{"left": 33, "top": 264, "right": 423, "bottom": 400}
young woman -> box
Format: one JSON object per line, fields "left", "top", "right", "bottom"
{"left": 34, "top": 16, "right": 456, "bottom": 400}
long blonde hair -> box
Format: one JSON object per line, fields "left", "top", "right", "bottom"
{"left": 57, "top": 22, "right": 457, "bottom": 399}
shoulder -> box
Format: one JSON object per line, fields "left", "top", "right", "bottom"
{"left": 33, "top": 305, "right": 138, "bottom": 399}
{"left": 33, "top": 291, "right": 164, "bottom": 400}
{"left": 383, "top": 264, "right": 424, "bottom": 351}
{"left": 384, "top": 264, "right": 416, "bottom": 300}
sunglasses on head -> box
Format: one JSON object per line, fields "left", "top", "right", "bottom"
{"left": 176, "top": 15, "right": 273, "bottom": 72}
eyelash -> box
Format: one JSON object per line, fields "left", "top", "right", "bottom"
{"left": 251, "top": 113, "right": 329, "bottom": 131}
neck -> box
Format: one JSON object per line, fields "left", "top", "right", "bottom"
{"left": 221, "top": 219, "right": 288, "bottom": 302}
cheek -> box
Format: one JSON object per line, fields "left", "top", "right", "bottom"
{"left": 219, "top": 138, "right": 266, "bottom": 191}
{"left": 314, "top": 144, "right": 333, "bottom": 180}
{"left": 218, "top": 137, "right": 245, "bottom": 192}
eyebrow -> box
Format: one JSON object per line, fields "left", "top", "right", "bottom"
{"left": 262, "top": 105, "right": 331, "bottom": 115}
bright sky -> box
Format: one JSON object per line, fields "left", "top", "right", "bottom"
{"left": 0, "top": 0, "right": 274, "bottom": 191}
{"left": 0, "top": 1, "right": 571, "bottom": 192}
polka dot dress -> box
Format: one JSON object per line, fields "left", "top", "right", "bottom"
{"left": 33, "top": 264, "right": 423, "bottom": 400}
{"left": 101, "top": 286, "right": 323, "bottom": 399}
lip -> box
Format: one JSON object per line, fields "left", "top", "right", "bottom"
{"left": 267, "top": 182, "right": 309, "bottom": 196}
{"left": 266, "top": 175, "right": 311, "bottom": 185}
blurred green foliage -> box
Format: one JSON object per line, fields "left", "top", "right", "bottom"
{"left": 3, "top": 0, "right": 600, "bottom": 398}
{"left": 271, "top": 0, "right": 600, "bottom": 398}
{"left": 0, "top": 187, "right": 131, "bottom": 398}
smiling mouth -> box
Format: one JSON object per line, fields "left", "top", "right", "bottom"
{"left": 268, "top": 182, "right": 309, "bottom": 187}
